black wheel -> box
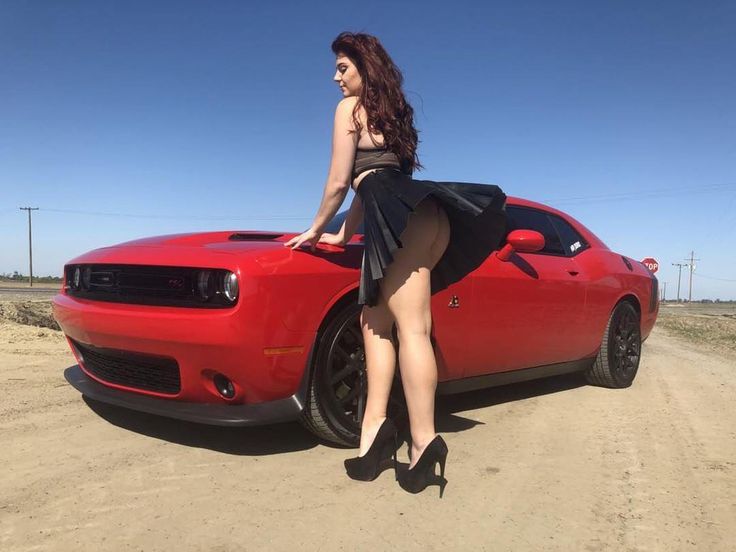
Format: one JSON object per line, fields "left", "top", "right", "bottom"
{"left": 585, "top": 300, "right": 641, "bottom": 388}
{"left": 299, "top": 300, "right": 406, "bottom": 446}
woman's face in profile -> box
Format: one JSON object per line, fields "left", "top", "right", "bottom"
{"left": 334, "top": 54, "right": 362, "bottom": 97}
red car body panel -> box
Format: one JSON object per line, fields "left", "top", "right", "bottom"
{"left": 53, "top": 196, "right": 658, "bottom": 424}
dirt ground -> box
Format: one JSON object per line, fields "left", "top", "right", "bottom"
{"left": 1, "top": 300, "right": 735, "bottom": 551}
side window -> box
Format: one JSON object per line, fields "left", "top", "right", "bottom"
{"left": 505, "top": 206, "right": 566, "bottom": 256}
{"left": 549, "top": 215, "right": 589, "bottom": 256}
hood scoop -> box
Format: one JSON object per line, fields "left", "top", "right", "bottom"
{"left": 229, "top": 232, "right": 284, "bottom": 241}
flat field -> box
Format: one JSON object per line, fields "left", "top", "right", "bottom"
{"left": 1, "top": 300, "right": 734, "bottom": 551}
{"left": 657, "top": 303, "right": 736, "bottom": 354}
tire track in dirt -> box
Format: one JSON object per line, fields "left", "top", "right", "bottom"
{"left": 2, "top": 321, "right": 735, "bottom": 551}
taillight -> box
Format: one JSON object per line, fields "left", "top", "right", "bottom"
{"left": 649, "top": 276, "right": 658, "bottom": 312}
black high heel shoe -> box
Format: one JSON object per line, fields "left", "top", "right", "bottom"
{"left": 397, "top": 435, "right": 448, "bottom": 498}
{"left": 344, "top": 418, "right": 399, "bottom": 481}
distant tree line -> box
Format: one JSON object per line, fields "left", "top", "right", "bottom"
{"left": 661, "top": 298, "right": 735, "bottom": 304}
{"left": 0, "top": 271, "right": 63, "bottom": 283}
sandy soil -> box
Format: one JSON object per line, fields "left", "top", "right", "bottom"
{"left": 0, "top": 282, "right": 60, "bottom": 302}
{"left": 0, "top": 281, "right": 60, "bottom": 288}
{"left": 1, "top": 306, "right": 735, "bottom": 551}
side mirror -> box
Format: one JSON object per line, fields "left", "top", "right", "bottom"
{"left": 496, "top": 230, "right": 545, "bottom": 261}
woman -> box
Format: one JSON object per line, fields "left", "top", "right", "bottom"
{"left": 284, "top": 32, "right": 506, "bottom": 497}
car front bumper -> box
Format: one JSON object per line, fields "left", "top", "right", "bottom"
{"left": 53, "top": 291, "right": 316, "bottom": 404}
{"left": 64, "top": 364, "right": 307, "bottom": 426}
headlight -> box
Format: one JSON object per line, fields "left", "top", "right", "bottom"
{"left": 72, "top": 267, "right": 81, "bottom": 290}
{"left": 197, "top": 270, "right": 213, "bottom": 301}
{"left": 222, "top": 272, "right": 239, "bottom": 302}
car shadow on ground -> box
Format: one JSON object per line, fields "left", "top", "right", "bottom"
{"left": 84, "top": 397, "right": 319, "bottom": 455}
{"left": 434, "top": 372, "right": 586, "bottom": 435}
{"left": 82, "top": 372, "right": 586, "bottom": 456}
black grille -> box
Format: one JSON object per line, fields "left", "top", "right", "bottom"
{"left": 65, "top": 264, "right": 236, "bottom": 308}
{"left": 72, "top": 339, "right": 181, "bottom": 395}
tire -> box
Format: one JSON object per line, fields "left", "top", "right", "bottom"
{"left": 298, "top": 300, "right": 406, "bottom": 446}
{"left": 585, "top": 300, "right": 642, "bottom": 388}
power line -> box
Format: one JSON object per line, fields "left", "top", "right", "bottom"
{"left": 9, "top": 182, "right": 733, "bottom": 221}
{"left": 543, "top": 183, "right": 736, "bottom": 205}
{"left": 10, "top": 181, "right": 736, "bottom": 226}
{"left": 40, "top": 208, "right": 311, "bottom": 221}
{"left": 694, "top": 273, "right": 736, "bottom": 283}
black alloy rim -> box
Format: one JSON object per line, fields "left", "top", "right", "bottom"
{"left": 610, "top": 307, "right": 641, "bottom": 381}
{"left": 323, "top": 313, "right": 404, "bottom": 435}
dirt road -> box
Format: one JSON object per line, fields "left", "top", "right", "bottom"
{"left": 1, "top": 314, "right": 735, "bottom": 551}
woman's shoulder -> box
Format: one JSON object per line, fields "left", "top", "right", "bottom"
{"left": 334, "top": 96, "right": 367, "bottom": 135}
{"left": 335, "top": 96, "right": 359, "bottom": 114}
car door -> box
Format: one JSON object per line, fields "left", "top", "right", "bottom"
{"left": 464, "top": 206, "right": 590, "bottom": 376}
{"left": 430, "top": 278, "right": 475, "bottom": 381}
{"left": 331, "top": 210, "right": 475, "bottom": 383}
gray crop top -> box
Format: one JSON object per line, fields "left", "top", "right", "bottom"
{"left": 352, "top": 147, "right": 401, "bottom": 179}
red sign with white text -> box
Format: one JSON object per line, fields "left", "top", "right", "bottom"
{"left": 641, "top": 257, "right": 659, "bottom": 273}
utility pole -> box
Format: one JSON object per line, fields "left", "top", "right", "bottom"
{"left": 661, "top": 281, "right": 667, "bottom": 302}
{"left": 685, "top": 251, "right": 700, "bottom": 303}
{"left": 671, "top": 263, "right": 686, "bottom": 302}
{"left": 19, "top": 207, "right": 39, "bottom": 287}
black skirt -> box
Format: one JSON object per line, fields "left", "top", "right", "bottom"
{"left": 356, "top": 169, "right": 507, "bottom": 307}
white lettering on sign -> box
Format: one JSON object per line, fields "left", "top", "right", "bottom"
{"left": 641, "top": 257, "right": 659, "bottom": 273}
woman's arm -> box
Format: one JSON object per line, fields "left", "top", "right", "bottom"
{"left": 285, "top": 97, "right": 359, "bottom": 250}
{"left": 309, "top": 97, "right": 359, "bottom": 232}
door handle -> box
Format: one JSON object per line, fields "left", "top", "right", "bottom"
{"left": 567, "top": 270, "right": 579, "bottom": 276}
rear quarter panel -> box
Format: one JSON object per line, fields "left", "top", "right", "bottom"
{"left": 580, "top": 249, "right": 658, "bottom": 356}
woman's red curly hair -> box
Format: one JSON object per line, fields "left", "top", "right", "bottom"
{"left": 332, "top": 32, "right": 421, "bottom": 173}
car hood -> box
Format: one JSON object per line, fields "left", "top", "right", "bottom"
{"left": 65, "top": 230, "right": 362, "bottom": 270}
{"left": 65, "top": 231, "right": 292, "bottom": 266}
{"left": 114, "top": 230, "right": 293, "bottom": 250}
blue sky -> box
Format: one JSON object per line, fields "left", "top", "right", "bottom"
{"left": 1, "top": 0, "right": 734, "bottom": 299}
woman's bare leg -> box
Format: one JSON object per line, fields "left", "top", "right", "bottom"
{"left": 356, "top": 300, "right": 396, "bottom": 456}
{"left": 380, "top": 198, "right": 450, "bottom": 468}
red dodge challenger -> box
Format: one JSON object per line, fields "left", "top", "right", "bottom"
{"left": 53, "top": 196, "right": 659, "bottom": 445}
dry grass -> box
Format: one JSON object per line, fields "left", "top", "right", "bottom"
{"left": 656, "top": 308, "right": 736, "bottom": 355}
{"left": 0, "top": 301, "right": 59, "bottom": 330}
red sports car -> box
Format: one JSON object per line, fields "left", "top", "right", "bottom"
{"left": 53, "top": 196, "right": 658, "bottom": 445}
